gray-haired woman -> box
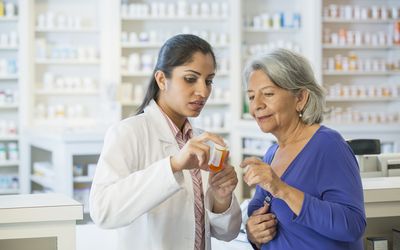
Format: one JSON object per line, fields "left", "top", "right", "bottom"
{"left": 241, "top": 49, "right": 366, "bottom": 250}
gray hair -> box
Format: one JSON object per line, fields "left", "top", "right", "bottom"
{"left": 243, "top": 48, "right": 326, "bottom": 125}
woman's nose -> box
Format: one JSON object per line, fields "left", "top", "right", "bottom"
{"left": 253, "top": 94, "right": 266, "bottom": 110}
{"left": 195, "top": 82, "right": 209, "bottom": 97}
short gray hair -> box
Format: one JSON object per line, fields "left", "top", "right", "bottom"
{"left": 243, "top": 48, "right": 326, "bottom": 125}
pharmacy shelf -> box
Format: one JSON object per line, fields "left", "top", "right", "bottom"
{"left": 205, "top": 100, "right": 230, "bottom": 106}
{"left": 326, "top": 97, "right": 400, "bottom": 102}
{"left": 121, "top": 16, "right": 228, "bottom": 21}
{"left": 31, "top": 175, "right": 55, "bottom": 190}
{"left": 323, "top": 71, "right": 400, "bottom": 76}
{"left": 0, "top": 75, "right": 18, "bottom": 80}
{"left": 242, "top": 148, "right": 265, "bottom": 157}
{"left": 322, "top": 18, "right": 400, "bottom": 24}
{"left": 35, "top": 28, "right": 99, "bottom": 33}
{"left": 0, "top": 17, "right": 18, "bottom": 22}
{"left": 121, "top": 71, "right": 152, "bottom": 77}
{"left": 0, "top": 136, "right": 19, "bottom": 141}
{"left": 322, "top": 45, "right": 400, "bottom": 50}
{"left": 323, "top": 124, "right": 400, "bottom": 133}
{"left": 33, "top": 118, "right": 97, "bottom": 128}
{"left": 121, "top": 43, "right": 228, "bottom": 49}
{"left": 0, "top": 46, "right": 18, "bottom": 50}
{"left": 0, "top": 104, "right": 19, "bottom": 109}
{"left": 0, "top": 188, "right": 19, "bottom": 194}
{"left": 0, "top": 160, "right": 20, "bottom": 167}
{"left": 73, "top": 176, "right": 93, "bottom": 183}
{"left": 35, "top": 59, "right": 100, "bottom": 65}
{"left": 243, "top": 28, "right": 300, "bottom": 33}
{"left": 35, "top": 90, "right": 100, "bottom": 96}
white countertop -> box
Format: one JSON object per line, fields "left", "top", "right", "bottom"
{"left": 0, "top": 193, "right": 83, "bottom": 224}
{"left": 362, "top": 177, "right": 400, "bottom": 190}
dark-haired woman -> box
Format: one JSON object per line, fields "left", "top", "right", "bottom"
{"left": 90, "top": 34, "right": 241, "bottom": 250}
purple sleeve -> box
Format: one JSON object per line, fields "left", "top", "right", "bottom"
{"left": 292, "top": 137, "right": 366, "bottom": 242}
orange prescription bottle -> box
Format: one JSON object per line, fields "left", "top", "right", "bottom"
{"left": 208, "top": 143, "right": 229, "bottom": 172}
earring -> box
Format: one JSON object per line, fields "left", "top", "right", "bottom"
{"left": 299, "top": 112, "right": 303, "bottom": 118}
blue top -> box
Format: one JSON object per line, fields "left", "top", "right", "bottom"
{"left": 247, "top": 126, "right": 366, "bottom": 250}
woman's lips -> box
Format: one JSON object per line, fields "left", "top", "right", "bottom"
{"left": 188, "top": 101, "right": 205, "bottom": 111}
{"left": 256, "top": 114, "right": 272, "bottom": 122}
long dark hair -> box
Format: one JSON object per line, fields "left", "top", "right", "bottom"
{"left": 136, "top": 34, "right": 217, "bottom": 114}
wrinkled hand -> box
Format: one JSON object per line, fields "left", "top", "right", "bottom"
{"left": 240, "top": 157, "right": 284, "bottom": 196}
{"left": 209, "top": 161, "right": 238, "bottom": 204}
{"left": 246, "top": 204, "right": 277, "bottom": 247}
{"left": 170, "top": 132, "right": 225, "bottom": 172}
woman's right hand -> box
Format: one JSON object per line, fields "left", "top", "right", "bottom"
{"left": 246, "top": 204, "right": 277, "bottom": 248}
{"left": 170, "top": 132, "right": 225, "bottom": 172}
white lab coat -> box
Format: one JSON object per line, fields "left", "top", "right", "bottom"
{"left": 90, "top": 100, "right": 241, "bottom": 250}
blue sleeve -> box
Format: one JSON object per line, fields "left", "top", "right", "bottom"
{"left": 247, "top": 185, "right": 265, "bottom": 217}
{"left": 293, "top": 136, "right": 366, "bottom": 242}
{"left": 247, "top": 144, "right": 277, "bottom": 217}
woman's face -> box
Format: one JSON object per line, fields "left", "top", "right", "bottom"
{"left": 247, "top": 70, "right": 299, "bottom": 134}
{"left": 158, "top": 52, "right": 215, "bottom": 123}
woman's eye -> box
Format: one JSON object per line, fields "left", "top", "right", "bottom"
{"left": 263, "top": 92, "right": 274, "bottom": 97}
{"left": 248, "top": 96, "right": 254, "bottom": 101}
{"left": 206, "top": 79, "right": 214, "bottom": 85}
{"left": 184, "top": 77, "right": 197, "bottom": 83}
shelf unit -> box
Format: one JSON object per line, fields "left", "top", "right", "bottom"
{"left": 119, "top": 0, "right": 233, "bottom": 144}
{"left": 0, "top": 0, "right": 20, "bottom": 195}
{"left": 21, "top": 129, "right": 103, "bottom": 216}
{"left": 24, "top": 0, "right": 103, "bottom": 130}
{"left": 321, "top": 1, "right": 400, "bottom": 153}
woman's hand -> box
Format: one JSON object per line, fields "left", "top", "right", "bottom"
{"left": 209, "top": 161, "right": 238, "bottom": 213}
{"left": 170, "top": 132, "right": 225, "bottom": 172}
{"left": 241, "top": 157, "right": 305, "bottom": 216}
{"left": 240, "top": 157, "right": 285, "bottom": 197}
{"left": 246, "top": 204, "right": 277, "bottom": 248}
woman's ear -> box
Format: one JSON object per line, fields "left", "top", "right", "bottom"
{"left": 296, "top": 89, "right": 310, "bottom": 112}
{"left": 154, "top": 70, "right": 166, "bottom": 91}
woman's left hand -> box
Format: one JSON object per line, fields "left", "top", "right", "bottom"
{"left": 240, "top": 157, "right": 285, "bottom": 197}
{"left": 209, "top": 163, "right": 238, "bottom": 212}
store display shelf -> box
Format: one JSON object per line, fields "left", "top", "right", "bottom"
{"left": 121, "top": 71, "right": 152, "bottom": 77}
{"left": 323, "top": 71, "right": 400, "bottom": 76}
{"left": 35, "top": 89, "right": 100, "bottom": 95}
{"left": 121, "top": 43, "right": 228, "bottom": 49}
{"left": 322, "top": 18, "right": 399, "bottom": 24}
{"left": 0, "top": 16, "right": 18, "bottom": 22}
{"left": 0, "top": 75, "right": 18, "bottom": 80}
{"left": 0, "top": 104, "right": 18, "bottom": 109}
{"left": 0, "top": 160, "right": 19, "bottom": 167}
{"left": 242, "top": 148, "right": 265, "bottom": 157}
{"left": 0, "top": 46, "right": 18, "bottom": 50}
{"left": 73, "top": 176, "right": 93, "bottom": 183}
{"left": 243, "top": 27, "right": 300, "bottom": 33}
{"left": 322, "top": 45, "right": 400, "bottom": 50}
{"left": 0, "top": 188, "right": 19, "bottom": 194}
{"left": 0, "top": 135, "right": 18, "bottom": 141}
{"left": 31, "top": 175, "right": 54, "bottom": 190}
{"left": 35, "top": 59, "right": 100, "bottom": 65}
{"left": 35, "top": 28, "right": 99, "bottom": 33}
{"left": 121, "top": 16, "right": 228, "bottom": 21}
{"left": 206, "top": 100, "right": 230, "bottom": 106}
{"left": 206, "top": 128, "right": 230, "bottom": 134}
{"left": 323, "top": 123, "right": 400, "bottom": 133}
{"left": 326, "top": 97, "right": 400, "bottom": 102}
{"left": 120, "top": 100, "right": 140, "bottom": 106}
{"left": 33, "top": 118, "right": 97, "bottom": 128}
{"left": 216, "top": 71, "right": 229, "bottom": 77}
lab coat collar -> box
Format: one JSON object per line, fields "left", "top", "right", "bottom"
{"left": 144, "top": 99, "right": 181, "bottom": 144}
